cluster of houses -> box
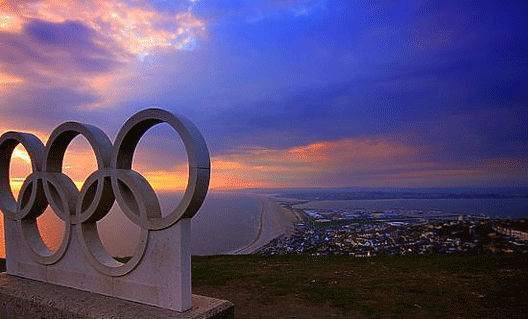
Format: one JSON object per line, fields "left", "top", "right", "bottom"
{"left": 259, "top": 211, "right": 528, "bottom": 257}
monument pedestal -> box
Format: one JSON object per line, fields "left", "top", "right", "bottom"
{"left": 0, "top": 273, "right": 234, "bottom": 319}
{"left": 0, "top": 109, "right": 231, "bottom": 317}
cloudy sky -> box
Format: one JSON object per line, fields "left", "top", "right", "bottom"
{"left": 1, "top": 0, "right": 527, "bottom": 191}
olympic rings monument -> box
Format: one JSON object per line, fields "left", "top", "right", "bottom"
{"left": 0, "top": 109, "right": 234, "bottom": 318}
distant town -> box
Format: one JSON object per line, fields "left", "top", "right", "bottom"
{"left": 264, "top": 188, "right": 528, "bottom": 201}
{"left": 259, "top": 198, "right": 528, "bottom": 256}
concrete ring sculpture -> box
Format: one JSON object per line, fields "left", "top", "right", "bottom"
{"left": 38, "top": 121, "right": 145, "bottom": 275}
{"left": 111, "top": 108, "right": 210, "bottom": 230}
{"left": 0, "top": 132, "right": 71, "bottom": 265}
{"left": 0, "top": 108, "right": 210, "bottom": 275}
{"left": 0, "top": 132, "right": 46, "bottom": 219}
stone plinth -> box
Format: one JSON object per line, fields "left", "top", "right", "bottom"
{"left": 0, "top": 273, "right": 234, "bottom": 319}
{"left": 0, "top": 109, "right": 216, "bottom": 312}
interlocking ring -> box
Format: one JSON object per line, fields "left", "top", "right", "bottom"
{"left": 0, "top": 108, "right": 210, "bottom": 276}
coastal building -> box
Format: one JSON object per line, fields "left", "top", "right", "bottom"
{"left": 259, "top": 217, "right": 528, "bottom": 256}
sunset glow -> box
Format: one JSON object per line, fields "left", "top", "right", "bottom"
{"left": 0, "top": 72, "right": 23, "bottom": 85}
{"left": 0, "top": 13, "right": 23, "bottom": 32}
{"left": 1, "top": 0, "right": 205, "bottom": 58}
{"left": 1, "top": 0, "right": 526, "bottom": 190}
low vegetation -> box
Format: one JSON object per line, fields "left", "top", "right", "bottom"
{"left": 192, "top": 254, "right": 528, "bottom": 318}
{"left": 2, "top": 254, "right": 526, "bottom": 318}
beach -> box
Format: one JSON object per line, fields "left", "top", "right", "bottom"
{"left": 234, "top": 195, "right": 301, "bottom": 254}
{"left": 0, "top": 192, "right": 291, "bottom": 258}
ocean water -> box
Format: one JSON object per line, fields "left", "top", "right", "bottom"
{"left": 2, "top": 196, "right": 527, "bottom": 258}
{"left": 293, "top": 198, "right": 528, "bottom": 218}
{"left": 0, "top": 191, "right": 262, "bottom": 258}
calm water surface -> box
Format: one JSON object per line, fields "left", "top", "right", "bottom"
{"left": 2, "top": 196, "right": 527, "bottom": 258}
{"left": 0, "top": 191, "right": 262, "bottom": 258}
{"left": 293, "top": 198, "right": 528, "bottom": 218}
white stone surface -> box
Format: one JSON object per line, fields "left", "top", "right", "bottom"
{"left": 113, "top": 219, "right": 192, "bottom": 311}
{"left": 0, "top": 109, "right": 211, "bottom": 312}
{"left": 0, "top": 273, "right": 234, "bottom": 319}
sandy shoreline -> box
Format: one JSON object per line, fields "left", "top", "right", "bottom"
{"left": 234, "top": 195, "right": 301, "bottom": 255}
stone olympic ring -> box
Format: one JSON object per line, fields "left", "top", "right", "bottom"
{"left": 0, "top": 108, "right": 210, "bottom": 276}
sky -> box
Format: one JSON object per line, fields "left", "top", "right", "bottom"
{"left": 1, "top": 0, "right": 527, "bottom": 191}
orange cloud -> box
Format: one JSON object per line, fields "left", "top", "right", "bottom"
{"left": 207, "top": 137, "right": 528, "bottom": 188}
{"left": 0, "top": 7, "right": 23, "bottom": 32}
{"left": 6, "top": 136, "right": 526, "bottom": 193}
{"left": 5, "top": 136, "right": 98, "bottom": 194}
{"left": 206, "top": 137, "right": 419, "bottom": 188}
{"left": 0, "top": 0, "right": 206, "bottom": 110}
{"left": 1, "top": 0, "right": 205, "bottom": 59}
{"left": 0, "top": 69, "right": 24, "bottom": 94}
{"left": 133, "top": 160, "right": 280, "bottom": 191}
{"left": 0, "top": 72, "right": 23, "bottom": 85}
{"left": 285, "top": 138, "right": 414, "bottom": 163}
{"left": 217, "top": 137, "right": 416, "bottom": 175}
{"left": 211, "top": 160, "right": 246, "bottom": 170}
{"left": 141, "top": 170, "right": 188, "bottom": 191}
{"left": 209, "top": 172, "right": 280, "bottom": 190}
{"left": 6, "top": 145, "right": 33, "bottom": 198}
{"left": 12, "top": 148, "right": 30, "bottom": 163}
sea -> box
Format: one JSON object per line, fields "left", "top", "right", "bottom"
{"left": 293, "top": 198, "right": 528, "bottom": 219}
{"left": 0, "top": 193, "right": 527, "bottom": 258}
{"left": 0, "top": 191, "right": 262, "bottom": 258}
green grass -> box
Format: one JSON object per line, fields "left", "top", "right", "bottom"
{"left": 191, "top": 253, "right": 528, "bottom": 318}
{"left": 2, "top": 254, "right": 527, "bottom": 318}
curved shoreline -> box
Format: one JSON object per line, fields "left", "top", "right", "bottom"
{"left": 233, "top": 195, "right": 299, "bottom": 255}
{"left": 231, "top": 196, "right": 266, "bottom": 254}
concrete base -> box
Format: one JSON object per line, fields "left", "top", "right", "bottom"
{"left": 4, "top": 216, "right": 196, "bottom": 311}
{"left": 0, "top": 273, "right": 234, "bottom": 319}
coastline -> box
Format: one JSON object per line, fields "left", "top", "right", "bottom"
{"left": 233, "top": 195, "right": 301, "bottom": 254}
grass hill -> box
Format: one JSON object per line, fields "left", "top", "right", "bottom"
{"left": 2, "top": 254, "right": 527, "bottom": 318}
{"left": 192, "top": 254, "right": 527, "bottom": 318}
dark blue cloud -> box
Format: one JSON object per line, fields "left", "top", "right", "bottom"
{"left": 26, "top": 20, "right": 94, "bottom": 47}
{"left": 179, "top": 0, "right": 528, "bottom": 165}
{"left": 42, "top": 0, "right": 524, "bottom": 174}
{"left": 1, "top": 87, "right": 100, "bottom": 131}
{"left": 0, "top": 33, "right": 53, "bottom": 65}
{"left": 24, "top": 19, "right": 120, "bottom": 73}
{"left": 0, "top": 19, "right": 122, "bottom": 77}
{"left": 0, "top": 18, "right": 127, "bottom": 131}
